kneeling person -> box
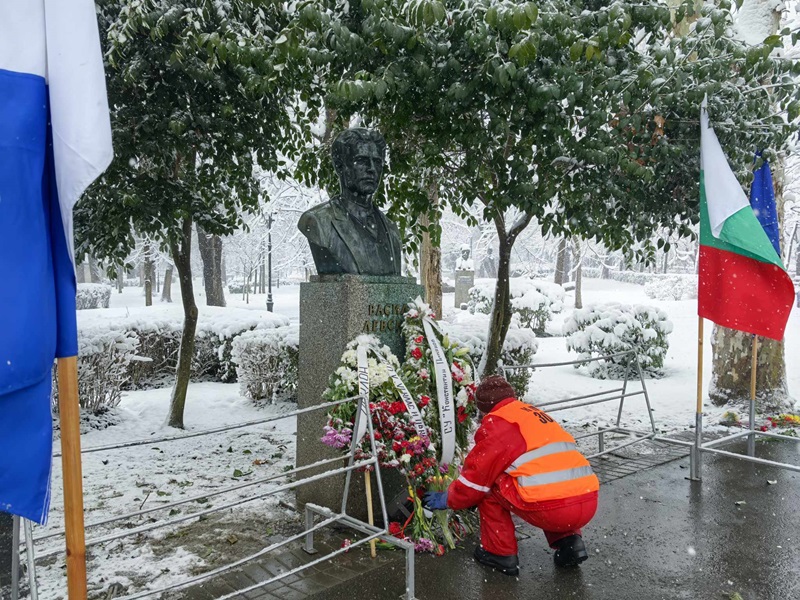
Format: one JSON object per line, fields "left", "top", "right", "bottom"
{"left": 423, "top": 375, "right": 599, "bottom": 576}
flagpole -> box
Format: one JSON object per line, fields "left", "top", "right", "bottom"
{"left": 748, "top": 336, "right": 758, "bottom": 457}
{"left": 57, "top": 357, "right": 87, "bottom": 600}
{"left": 691, "top": 316, "right": 704, "bottom": 481}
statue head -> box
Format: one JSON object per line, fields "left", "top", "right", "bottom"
{"left": 332, "top": 128, "right": 387, "bottom": 198}
{"left": 460, "top": 244, "right": 471, "bottom": 260}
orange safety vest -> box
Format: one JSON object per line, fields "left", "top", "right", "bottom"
{"left": 492, "top": 400, "right": 599, "bottom": 503}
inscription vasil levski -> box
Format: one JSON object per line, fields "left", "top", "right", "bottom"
{"left": 363, "top": 303, "right": 405, "bottom": 333}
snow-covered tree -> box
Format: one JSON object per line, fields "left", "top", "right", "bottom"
{"left": 77, "top": 1, "right": 314, "bottom": 427}
{"left": 294, "top": 0, "right": 800, "bottom": 376}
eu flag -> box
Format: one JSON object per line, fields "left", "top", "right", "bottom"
{"left": 749, "top": 155, "right": 781, "bottom": 256}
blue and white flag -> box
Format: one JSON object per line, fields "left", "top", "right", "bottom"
{"left": 0, "top": 2, "right": 112, "bottom": 524}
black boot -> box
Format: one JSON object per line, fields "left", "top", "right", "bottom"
{"left": 553, "top": 534, "right": 588, "bottom": 567}
{"left": 473, "top": 545, "right": 520, "bottom": 576}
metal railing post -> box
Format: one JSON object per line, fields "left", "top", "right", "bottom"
{"left": 690, "top": 412, "right": 703, "bottom": 481}
{"left": 303, "top": 505, "right": 317, "bottom": 555}
{"left": 23, "top": 520, "right": 37, "bottom": 600}
{"left": 405, "top": 541, "right": 416, "bottom": 600}
{"left": 634, "top": 353, "right": 657, "bottom": 434}
{"left": 615, "top": 360, "right": 631, "bottom": 428}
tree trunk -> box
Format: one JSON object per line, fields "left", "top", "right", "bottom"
{"left": 197, "top": 225, "right": 226, "bottom": 307}
{"left": 709, "top": 325, "right": 790, "bottom": 411}
{"left": 480, "top": 212, "right": 534, "bottom": 378}
{"left": 116, "top": 264, "right": 124, "bottom": 293}
{"left": 574, "top": 241, "right": 583, "bottom": 309}
{"left": 143, "top": 242, "right": 154, "bottom": 307}
{"left": 161, "top": 265, "right": 174, "bottom": 303}
{"left": 420, "top": 178, "right": 443, "bottom": 318}
{"left": 167, "top": 219, "right": 198, "bottom": 429}
{"left": 554, "top": 238, "right": 568, "bottom": 285}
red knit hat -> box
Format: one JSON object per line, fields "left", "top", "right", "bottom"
{"left": 475, "top": 375, "right": 516, "bottom": 414}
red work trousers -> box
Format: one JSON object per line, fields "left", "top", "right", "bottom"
{"left": 478, "top": 483, "right": 598, "bottom": 556}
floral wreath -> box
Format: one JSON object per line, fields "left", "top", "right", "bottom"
{"left": 321, "top": 298, "right": 479, "bottom": 553}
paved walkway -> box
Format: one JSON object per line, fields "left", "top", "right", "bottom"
{"left": 181, "top": 437, "right": 799, "bottom": 600}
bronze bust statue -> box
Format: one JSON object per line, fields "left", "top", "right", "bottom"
{"left": 298, "top": 128, "right": 402, "bottom": 276}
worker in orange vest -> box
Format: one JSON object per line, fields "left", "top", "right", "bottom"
{"left": 423, "top": 375, "right": 599, "bottom": 576}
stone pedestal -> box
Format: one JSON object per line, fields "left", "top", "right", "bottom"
{"left": 454, "top": 270, "right": 475, "bottom": 308}
{"left": 296, "top": 275, "right": 423, "bottom": 518}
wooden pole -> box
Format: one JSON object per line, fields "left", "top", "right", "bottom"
{"left": 364, "top": 471, "right": 377, "bottom": 558}
{"left": 748, "top": 336, "right": 758, "bottom": 457}
{"left": 57, "top": 357, "right": 87, "bottom": 599}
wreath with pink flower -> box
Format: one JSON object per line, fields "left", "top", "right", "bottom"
{"left": 321, "top": 298, "right": 479, "bottom": 553}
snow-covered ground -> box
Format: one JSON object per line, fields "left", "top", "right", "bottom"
{"left": 39, "top": 385, "right": 300, "bottom": 599}
{"left": 33, "top": 277, "right": 798, "bottom": 598}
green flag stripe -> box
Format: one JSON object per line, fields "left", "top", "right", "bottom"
{"left": 699, "top": 171, "right": 785, "bottom": 270}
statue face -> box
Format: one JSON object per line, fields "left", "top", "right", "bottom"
{"left": 461, "top": 249, "right": 470, "bottom": 259}
{"left": 340, "top": 141, "right": 383, "bottom": 197}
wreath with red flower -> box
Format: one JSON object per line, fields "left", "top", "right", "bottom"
{"left": 320, "top": 299, "right": 479, "bottom": 552}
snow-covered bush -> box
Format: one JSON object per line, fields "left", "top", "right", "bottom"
{"left": 643, "top": 275, "right": 697, "bottom": 301}
{"left": 468, "top": 278, "right": 565, "bottom": 335}
{"left": 76, "top": 283, "right": 112, "bottom": 310}
{"left": 563, "top": 303, "right": 673, "bottom": 378}
{"left": 512, "top": 281, "right": 565, "bottom": 333}
{"left": 607, "top": 271, "right": 658, "bottom": 285}
{"left": 76, "top": 306, "right": 289, "bottom": 389}
{"left": 52, "top": 328, "right": 139, "bottom": 414}
{"left": 231, "top": 325, "right": 299, "bottom": 402}
{"left": 227, "top": 278, "right": 249, "bottom": 295}
{"left": 441, "top": 312, "right": 538, "bottom": 395}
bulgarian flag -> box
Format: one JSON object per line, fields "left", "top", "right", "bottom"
{"left": 698, "top": 97, "right": 794, "bottom": 340}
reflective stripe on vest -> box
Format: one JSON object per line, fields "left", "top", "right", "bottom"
{"left": 505, "top": 442, "right": 578, "bottom": 473}
{"left": 516, "top": 465, "right": 595, "bottom": 488}
{"left": 492, "top": 399, "right": 599, "bottom": 501}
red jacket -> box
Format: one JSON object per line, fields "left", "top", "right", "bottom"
{"left": 447, "top": 398, "right": 596, "bottom": 511}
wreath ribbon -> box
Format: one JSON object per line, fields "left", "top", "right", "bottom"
{"left": 353, "top": 319, "right": 456, "bottom": 466}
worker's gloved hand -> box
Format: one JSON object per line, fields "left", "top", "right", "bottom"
{"left": 422, "top": 491, "right": 449, "bottom": 511}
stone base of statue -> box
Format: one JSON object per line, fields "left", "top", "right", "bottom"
{"left": 296, "top": 274, "right": 424, "bottom": 519}
{"left": 454, "top": 270, "right": 475, "bottom": 308}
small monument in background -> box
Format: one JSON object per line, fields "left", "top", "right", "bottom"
{"left": 454, "top": 244, "right": 475, "bottom": 309}
{"left": 296, "top": 129, "right": 422, "bottom": 515}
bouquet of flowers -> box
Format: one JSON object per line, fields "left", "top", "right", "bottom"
{"left": 320, "top": 300, "right": 479, "bottom": 553}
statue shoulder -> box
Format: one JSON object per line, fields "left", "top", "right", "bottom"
{"left": 298, "top": 200, "right": 338, "bottom": 242}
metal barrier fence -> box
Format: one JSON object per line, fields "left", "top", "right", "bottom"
{"left": 502, "top": 350, "right": 693, "bottom": 459}
{"left": 692, "top": 406, "right": 800, "bottom": 479}
{"left": 12, "top": 396, "right": 416, "bottom": 600}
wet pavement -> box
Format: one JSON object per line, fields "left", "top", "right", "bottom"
{"left": 316, "top": 438, "right": 800, "bottom": 600}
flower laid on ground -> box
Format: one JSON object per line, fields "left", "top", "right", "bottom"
{"left": 320, "top": 301, "right": 479, "bottom": 553}
{"left": 770, "top": 414, "right": 800, "bottom": 427}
